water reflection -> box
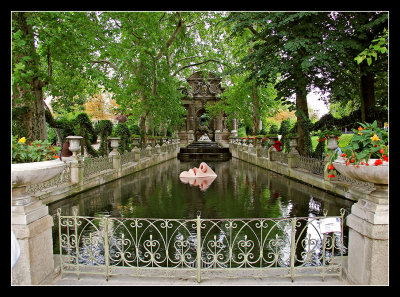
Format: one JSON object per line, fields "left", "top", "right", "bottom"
{"left": 49, "top": 158, "right": 354, "bottom": 220}
{"left": 179, "top": 176, "right": 217, "bottom": 191}
{"left": 50, "top": 158, "right": 354, "bottom": 264}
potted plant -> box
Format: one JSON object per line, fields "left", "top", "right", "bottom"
{"left": 12, "top": 136, "right": 66, "bottom": 205}
{"left": 331, "top": 121, "right": 388, "bottom": 189}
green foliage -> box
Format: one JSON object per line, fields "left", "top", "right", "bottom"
{"left": 312, "top": 106, "right": 388, "bottom": 132}
{"left": 12, "top": 106, "right": 30, "bottom": 138}
{"left": 113, "top": 122, "right": 131, "bottom": 153}
{"left": 279, "top": 120, "right": 291, "bottom": 153}
{"left": 95, "top": 120, "right": 113, "bottom": 156}
{"left": 237, "top": 126, "right": 247, "bottom": 138}
{"left": 269, "top": 124, "right": 279, "bottom": 135}
{"left": 339, "top": 120, "right": 388, "bottom": 164}
{"left": 355, "top": 28, "right": 388, "bottom": 66}
{"left": 12, "top": 136, "right": 60, "bottom": 163}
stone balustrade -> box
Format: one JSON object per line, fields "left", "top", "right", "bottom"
{"left": 229, "top": 138, "right": 375, "bottom": 202}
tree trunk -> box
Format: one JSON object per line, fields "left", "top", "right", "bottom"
{"left": 251, "top": 83, "right": 260, "bottom": 135}
{"left": 295, "top": 85, "right": 311, "bottom": 156}
{"left": 12, "top": 12, "right": 47, "bottom": 142}
{"left": 360, "top": 61, "right": 375, "bottom": 122}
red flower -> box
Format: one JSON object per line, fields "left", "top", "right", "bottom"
{"left": 374, "top": 159, "right": 383, "bottom": 166}
{"left": 341, "top": 153, "right": 346, "bottom": 157}
{"left": 380, "top": 148, "right": 385, "bottom": 154}
{"left": 366, "top": 163, "right": 369, "bottom": 166}
{"left": 383, "top": 155, "right": 388, "bottom": 162}
{"left": 328, "top": 164, "right": 334, "bottom": 170}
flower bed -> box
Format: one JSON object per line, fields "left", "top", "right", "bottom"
{"left": 12, "top": 136, "right": 60, "bottom": 164}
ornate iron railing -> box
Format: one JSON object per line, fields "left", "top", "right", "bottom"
{"left": 120, "top": 150, "right": 136, "bottom": 165}
{"left": 83, "top": 156, "right": 113, "bottom": 178}
{"left": 56, "top": 209, "right": 347, "bottom": 283}
{"left": 27, "top": 162, "right": 71, "bottom": 194}
{"left": 294, "top": 155, "right": 325, "bottom": 176}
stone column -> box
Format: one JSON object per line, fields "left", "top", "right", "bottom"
{"left": 231, "top": 118, "right": 238, "bottom": 137}
{"left": 11, "top": 162, "right": 67, "bottom": 284}
{"left": 109, "top": 137, "right": 121, "bottom": 177}
{"left": 346, "top": 185, "right": 388, "bottom": 285}
{"left": 146, "top": 144, "right": 152, "bottom": 157}
{"left": 133, "top": 146, "right": 140, "bottom": 162}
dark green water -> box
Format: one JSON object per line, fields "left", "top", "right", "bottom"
{"left": 49, "top": 158, "right": 355, "bottom": 266}
{"left": 49, "top": 158, "right": 354, "bottom": 220}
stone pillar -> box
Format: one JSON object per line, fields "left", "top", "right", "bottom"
{"left": 231, "top": 118, "right": 238, "bottom": 137}
{"left": 133, "top": 146, "right": 140, "bottom": 162}
{"left": 155, "top": 143, "right": 161, "bottom": 155}
{"left": 109, "top": 137, "right": 121, "bottom": 177}
{"left": 12, "top": 214, "right": 54, "bottom": 285}
{"left": 346, "top": 185, "right": 388, "bottom": 285}
{"left": 146, "top": 144, "right": 152, "bottom": 157}
{"left": 187, "top": 130, "right": 195, "bottom": 144}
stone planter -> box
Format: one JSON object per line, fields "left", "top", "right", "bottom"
{"left": 109, "top": 137, "right": 120, "bottom": 156}
{"left": 66, "top": 135, "right": 83, "bottom": 157}
{"left": 333, "top": 157, "right": 388, "bottom": 285}
{"left": 12, "top": 159, "right": 66, "bottom": 190}
{"left": 132, "top": 137, "right": 140, "bottom": 148}
{"left": 332, "top": 157, "right": 388, "bottom": 186}
{"left": 12, "top": 159, "right": 65, "bottom": 285}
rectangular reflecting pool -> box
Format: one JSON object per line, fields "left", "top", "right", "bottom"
{"left": 49, "top": 158, "right": 354, "bottom": 220}
{"left": 49, "top": 158, "right": 354, "bottom": 260}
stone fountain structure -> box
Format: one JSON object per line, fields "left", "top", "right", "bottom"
{"left": 177, "top": 72, "right": 237, "bottom": 146}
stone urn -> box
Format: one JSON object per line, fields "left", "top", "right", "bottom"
{"left": 326, "top": 135, "right": 339, "bottom": 151}
{"left": 332, "top": 158, "right": 388, "bottom": 186}
{"left": 132, "top": 137, "right": 140, "bottom": 148}
{"left": 66, "top": 135, "right": 83, "bottom": 157}
{"left": 109, "top": 137, "right": 120, "bottom": 155}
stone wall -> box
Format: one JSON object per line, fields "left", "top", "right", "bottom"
{"left": 229, "top": 141, "right": 373, "bottom": 202}
{"left": 35, "top": 142, "right": 180, "bottom": 205}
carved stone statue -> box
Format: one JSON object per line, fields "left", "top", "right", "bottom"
{"left": 198, "top": 133, "right": 211, "bottom": 142}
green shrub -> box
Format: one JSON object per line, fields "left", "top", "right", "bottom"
{"left": 113, "top": 122, "right": 131, "bottom": 153}
{"left": 12, "top": 136, "right": 60, "bottom": 164}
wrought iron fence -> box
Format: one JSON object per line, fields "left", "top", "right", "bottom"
{"left": 294, "top": 155, "right": 325, "bottom": 176}
{"left": 56, "top": 209, "right": 347, "bottom": 283}
{"left": 83, "top": 156, "right": 113, "bottom": 178}
{"left": 120, "top": 150, "right": 136, "bottom": 165}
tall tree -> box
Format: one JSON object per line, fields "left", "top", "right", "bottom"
{"left": 92, "top": 12, "right": 227, "bottom": 140}
{"left": 226, "top": 12, "right": 335, "bottom": 155}
{"left": 12, "top": 12, "right": 106, "bottom": 141}
{"left": 328, "top": 12, "right": 388, "bottom": 122}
